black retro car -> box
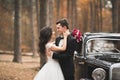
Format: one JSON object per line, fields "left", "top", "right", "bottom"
{"left": 75, "top": 33, "right": 120, "bottom": 80}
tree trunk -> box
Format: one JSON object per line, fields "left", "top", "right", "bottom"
{"left": 83, "top": 2, "right": 89, "bottom": 32}
{"left": 111, "top": 0, "right": 118, "bottom": 32}
{"left": 71, "top": 0, "right": 77, "bottom": 29}
{"left": 56, "top": 0, "right": 60, "bottom": 20}
{"left": 67, "top": 0, "right": 72, "bottom": 29}
{"left": 30, "top": 0, "right": 38, "bottom": 57}
{"left": 96, "top": 0, "right": 99, "bottom": 32}
{"left": 90, "top": 0, "right": 93, "bottom": 32}
{"left": 94, "top": 0, "right": 97, "bottom": 32}
{"left": 13, "top": 0, "right": 22, "bottom": 63}
{"left": 36, "top": 0, "right": 40, "bottom": 31}
{"left": 118, "top": 0, "right": 120, "bottom": 32}
{"left": 46, "top": 0, "right": 54, "bottom": 26}
{"left": 90, "top": 0, "right": 96, "bottom": 32}
{"left": 39, "top": 0, "right": 47, "bottom": 68}
{"left": 39, "top": 0, "right": 47, "bottom": 29}
{"left": 99, "top": 0, "right": 103, "bottom": 32}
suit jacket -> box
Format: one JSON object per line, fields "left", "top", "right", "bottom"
{"left": 52, "top": 35, "right": 76, "bottom": 80}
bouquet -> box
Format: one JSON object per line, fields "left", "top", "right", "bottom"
{"left": 71, "top": 28, "right": 82, "bottom": 42}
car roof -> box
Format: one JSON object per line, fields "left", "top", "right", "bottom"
{"left": 83, "top": 32, "right": 120, "bottom": 42}
{"left": 84, "top": 32, "right": 120, "bottom": 36}
{"left": 84, "top": 32, "right": 120, "bottom": 38}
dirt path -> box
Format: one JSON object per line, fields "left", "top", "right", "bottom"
{"left": 0, "top": 53, "right": 40, "bottom": 80}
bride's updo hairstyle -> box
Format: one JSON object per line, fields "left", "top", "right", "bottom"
{"left": 39, "top": 26, "right": 52, "bottom": 55}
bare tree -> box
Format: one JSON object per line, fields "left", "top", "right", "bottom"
{"left": 90, "top": 0, "right": 93, "bottom": 32}
{"left": 90, "top": 0, "right": 103, "bottom": 32}
{"left": 99, "top": 0, "right": 103, "bottom": 32}
{"left": 39, "top": 0, "right": 47, "bottom": 68}
{"left": 29, "top": 0, "right": 39, "bottom": 57}
{"left": 46, "top": 0, "right": 54, "bottom": 26}
{"left": 118, "top": 0, "right": 120, "bottom": 32}
{"left": 83, "top": 2, "right": 89, "bottom": 32}
{"left": 36, "top": 0, "right": 40, "bottom": 31}
{"left": 56, "top": 0, "right": 60, "bottom": 20}
{"left": 90, "top": 0, "right": 96, "bottom": 32}
{"left": 111, "top": 0, "right": 118, "bottom": 32}
{"left": 96, "top": 0, "right": 99, "bottom": 32}
{"left": 39, "top": 0, "right": 47, "bottom": 29}
{"left": 67, "top": 0, "right": 72, "bottom": 29}
{"left": 72, "top": 0, "right": 77, "bottom": 29}
{"left": 13, "top": 0, "right": 22, "bottom": 63}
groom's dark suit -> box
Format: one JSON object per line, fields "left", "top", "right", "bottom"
{"left": 52, "top": 35, "right": 76, "bottom": 80}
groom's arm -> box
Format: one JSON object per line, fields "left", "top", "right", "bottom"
{"left": 52, "top": 38, "right": 76, "bottom": 60}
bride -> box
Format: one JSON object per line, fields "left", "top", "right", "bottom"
{"left": 34, "top": 26, "right": 69, "bottom": 80}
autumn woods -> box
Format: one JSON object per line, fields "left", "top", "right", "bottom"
{"left": 0, "top": 0, "right": 120, "bottom": 63}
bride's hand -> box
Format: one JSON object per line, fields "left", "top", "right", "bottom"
{"left": 63, "top": 30, "right": 70, "bottom": 37}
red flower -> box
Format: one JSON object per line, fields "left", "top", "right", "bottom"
{"left": 71, "top": 28, "right": 82, "bottom": 42}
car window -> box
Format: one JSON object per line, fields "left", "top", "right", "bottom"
{"left": 86, "top": 39, "right": 120, "bottom": 54}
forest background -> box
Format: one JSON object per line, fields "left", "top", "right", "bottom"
{"left": 0, "top": 0, "right": 120, "bottom": 80}
{"left": 0, "top": 0, "right": 120, "bottom": 63}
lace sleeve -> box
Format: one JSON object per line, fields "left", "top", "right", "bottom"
{"left": 46, "top": 43, "right": 53, "bottom": 50}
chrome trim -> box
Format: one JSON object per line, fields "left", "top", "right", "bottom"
{"left": 109, "top": 63, "right": 120, "bottom": 80}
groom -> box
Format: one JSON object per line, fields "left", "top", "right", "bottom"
{"left": 51, "top": 19, "right": 76, "bottom": 80}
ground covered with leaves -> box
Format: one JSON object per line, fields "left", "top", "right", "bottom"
{"left": 0, "top": 53, "right": 40, "bottom": 80}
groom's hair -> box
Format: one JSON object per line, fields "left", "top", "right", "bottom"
{"left": 56, "top": 18, "right": 69, "bottom": 29}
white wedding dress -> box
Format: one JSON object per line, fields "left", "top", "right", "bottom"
{"left": 33, "top": 42, "right": 64, "bottom": 80}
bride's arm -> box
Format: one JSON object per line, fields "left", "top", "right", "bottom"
{"left": 50, "top": 30, "right": 69, "bottom": 51}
